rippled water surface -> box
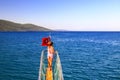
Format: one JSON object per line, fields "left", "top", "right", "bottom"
{"left": 0, "top": 32, "right": 120, "bottom": 80}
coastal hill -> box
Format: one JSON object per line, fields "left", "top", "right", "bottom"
{"left": 0, "top": 19, "right": 51, "bottom": 31}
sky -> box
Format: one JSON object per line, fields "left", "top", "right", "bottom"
{"left": 0, "top": 0, "right": 120, "bottom": 31}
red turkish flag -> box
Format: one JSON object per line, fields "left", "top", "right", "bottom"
{"left": 41, "top": 37, "right": 51, "bottom": 46}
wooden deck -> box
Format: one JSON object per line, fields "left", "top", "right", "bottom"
{"left": 46, "top": 68, "right": 53, "bottom": 80}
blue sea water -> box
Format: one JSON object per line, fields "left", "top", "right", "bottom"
{"left": 0, "top": 31, "right": 120, "bottom": 80}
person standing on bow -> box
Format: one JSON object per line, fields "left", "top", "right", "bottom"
{"left": 47, "top": 41, "right": 55, "bottom": 70}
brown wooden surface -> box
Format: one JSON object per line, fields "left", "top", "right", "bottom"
{"left": 46, "top": 68, "right": 53, "bottom": 80}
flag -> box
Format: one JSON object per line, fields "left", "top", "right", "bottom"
{"left": 41, "top": 37, "right": 51, "bottom": 46}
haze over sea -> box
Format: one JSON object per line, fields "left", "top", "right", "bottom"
{"left": 0, "top": 31, "right": 120, "bottom": 80}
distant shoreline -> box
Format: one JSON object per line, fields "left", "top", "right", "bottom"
{"left": 0, "top": 30, "right": 120, "bottom": 33}
{"left": 0, "top": 19, "right": 51, "bottom": 31}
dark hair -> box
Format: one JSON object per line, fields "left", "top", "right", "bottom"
{"left": 50, "top": 42, "right": 53, "bottom": 46}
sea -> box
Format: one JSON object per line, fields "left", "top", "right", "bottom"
{"left": 0, "top": 31, "right": 120, "bottom": 80}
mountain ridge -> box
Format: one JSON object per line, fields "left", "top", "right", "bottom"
{"left": 0, "top": 19, "right": 51, "bottom": 31}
